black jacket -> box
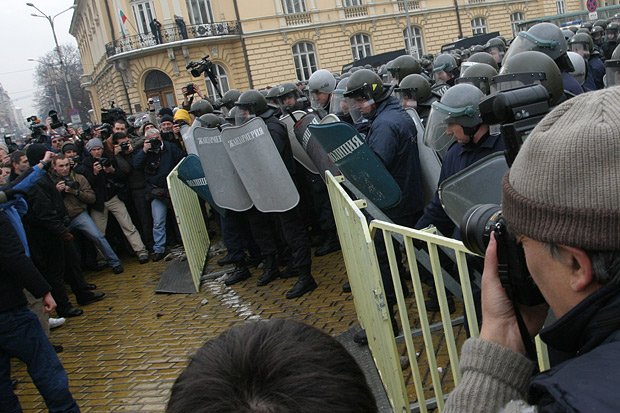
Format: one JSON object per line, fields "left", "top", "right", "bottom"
{"left": 0, "top": 211, "right": 51, "bottom": 312}
{"left": 23, "top": 173, "right": 71, "bottom": 239}
{"left": 80, "top": 155, "right": 128, "bottom": 210}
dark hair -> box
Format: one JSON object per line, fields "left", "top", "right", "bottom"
{"left": 547, "top": 243, "right": 620, "bottom": 285}
{"left": 112, "top": 132, "right": 129, "bottom": 144}
{"left": 10, "top": 150, "right": 25, "bottom": 165}
{"left": 167, "top": 319, "right": 377, "bottom": 413}
{"left": 113, "top": 119, "right": 128, "bottom": 128}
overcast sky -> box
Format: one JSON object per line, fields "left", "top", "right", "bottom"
{"left": 0, "top": 0, "right": 77, "bottom": 120}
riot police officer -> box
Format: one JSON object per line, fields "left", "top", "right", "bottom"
{"left": 394, "top": 73, "right": 436, "bottom": 123}
{"left": 431, "top": 54, "right": 459, "bottom": 97}
{"left": 569, "top": 32, "right": 606, "bottom": 91}
{"left": 307, "top": 69, "right": 337, "bottom": 117}
{"left": 386, "top": 55, "right": 422, "bottom": 86}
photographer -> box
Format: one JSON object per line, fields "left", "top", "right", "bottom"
{"left": 82, "top": 138, "right": 150, "bottom": 264}
{"left": 51, "top": 155, "right": 124, "bottom": 274}
{"left": 444, "top": 87, "right": 620, "bottom": 412}
{"left": 133, "top": 128, "right": 184, "bottom": 261}
{"left": 112, "top": 132, "right": 154, "bottom": 253}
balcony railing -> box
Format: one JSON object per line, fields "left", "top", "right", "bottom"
{"left": 397, "top": 0, "right": 421, "bottom": 11}
{"left": 105, "top": 21, "right": 241, "bottom": 58}
{"left": 344, "top": 5, "right": 369, "bottom": 18}
{"left": 467, "top": 0, "right": 486, "bottom": 3}
{"left": 284, "top": 12, "right": 312, "bottom": 26}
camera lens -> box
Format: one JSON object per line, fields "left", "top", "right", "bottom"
{"left": 461, "top": 204, "right": 503, "bottom": 256}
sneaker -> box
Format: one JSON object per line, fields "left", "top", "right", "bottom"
{"left": 112, "top": 265, "right": 124, "bottom": 274}
{"left": 138, "top": 254, "right": 150, "bottom": 264}
{"left": 49, "top": 317, "right": 66, "bottom": 329}
{"left": 152, "top": 252, "right": 166, "bottom": 262}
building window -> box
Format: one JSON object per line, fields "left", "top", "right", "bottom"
{"left": 186, "top": 0, "right": 214, "bottom": 25}
{"left": 556, "top": 0, "right": 566, "bottom": 14}
{"left": 131, "top": 1, "right": 155, "bottom": 35}
{"left": 350, "top": 33, "right": 372, "bottom": 60}
{"left": 510, "top": 12, "right": 524, "bottom": 37}
{"left": 292, "top": 42, "right": 317, "bottom": 81}
{"left": 205, "top": 64, "right": 230, "bottom": 98}
{"left": 403, "top": 26, "right": 424, "bottom": 58}
{"left": 470, "top": 17, "right": 487, "bottom": 35}
{"left": 343, "top": 0, "right": 363, "bottom": 5}
{"left": 282, "top": 0, "right": 306, "bottom": 13}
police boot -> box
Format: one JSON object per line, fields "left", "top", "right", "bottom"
{"left": 314, "top": 230, "right": 341, "bottom": 257}
{"left": 257, "top": 255, "right": 280, "bottom": 286}
{"left": 353, "top": 305, "right": 399, "bottom": 345}
{"left": 224, "top": 262, "right": 251, "bottom": 286}
{"left": 285, "top": 268, "right": 317, "bottom": 299}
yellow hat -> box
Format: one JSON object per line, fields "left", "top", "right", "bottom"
{"left": 173, "top": 109, "right": 191, "bottom": 125}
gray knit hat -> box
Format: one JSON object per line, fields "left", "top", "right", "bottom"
{"left": 85, "top": 138, "right": 103, "bottom": 153}
{"left": 502, "top": 86, "right": 620, "bottom": 250}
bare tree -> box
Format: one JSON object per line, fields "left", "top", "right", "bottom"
{"left": 33, "top": 44, "right": 92, "bottom": 125}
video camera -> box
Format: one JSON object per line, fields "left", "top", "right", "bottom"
{"left": 49, "top": 110, "right": 64, "bottom": 129}
{"left": 26, "top": 115, "right": 47, "bottom": 143}
{"left": 186, "top": 55, "right": 222, "bottom": 99}
{"left": 97, "top": 123, "right": 113, "bottom": 140}
{"left": 101, "top": 106, "right": 127, "bottom": 126}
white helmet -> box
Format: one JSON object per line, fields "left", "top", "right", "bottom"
{"left": 567, "top": 51, "right": 586, "bottom": 85}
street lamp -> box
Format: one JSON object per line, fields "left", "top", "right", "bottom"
{"left": 26, "top": 2, "right": 77, "bottom": 111}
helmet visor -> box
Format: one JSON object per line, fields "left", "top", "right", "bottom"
{"left": 423, "top": 105, "right": 453, "bottom": 154}
{"left": 570, "top": 43, "right": 588, "bottom": 53}
{"left": 490, "top": 72, "right": 546, "bottom": 93}
{"left": 395, "top": 89, "right": 417, "bottom": 109}
{"left": 503, "top": 31, "right": 561, "bottom": 63}
{"left": 606, "top": 64, "right": 620, "bottom": 87}
{"left": 456, "top": 77, "right": 491, "bottom": 95}
{"left": 329, "top": 90, "right": 349, "bottom": 116}
{"left": 234, "top": 108, "right": 255, "bottom": 126}
{"left": 310, "top": 91, "right": 329, "bottom": 110}
{"left": 346, "top": 96, "right": 375, "bottom": 123}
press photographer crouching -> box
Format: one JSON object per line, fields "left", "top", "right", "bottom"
{"left": 81, "top": 138, "right": 149, "bottom": 266}
{"left": 133, "top": 128, "right": 184, "bottom": 261}
{"left": 444, "top": 87, "right": 620, "bottom": 412}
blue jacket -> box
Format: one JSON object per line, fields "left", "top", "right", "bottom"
{"left": 365, "top": 96, "right": 424, "bottom": 222}
{"left": 133, "top": 140, "right": 184, "bottom": 189}
{"left": 583, "top": 55, "right": 606, "bottom": 91}
{"left": 561, "top": 71, "right": 583, "bottom": 96}
{"left": 415, "top": 133, "right": 505, "bottom": 238}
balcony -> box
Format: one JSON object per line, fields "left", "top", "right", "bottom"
{"left": 284, "top": 12, "right": 312, "bottom": 26}
{"left": 104, "top": 21, "right": 241, "bottom": 58}
{"left": 467, "top": 0, "right": 486, "bottom": 3}
{"left": 397, "top": 0, "right": 421, "bottom": 11}
{"left": 344, "top": 5, "right": 369, "bottom": 18}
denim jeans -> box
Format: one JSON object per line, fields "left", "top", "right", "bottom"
{"left": 151, "top": 199, "right": 168, "bottom": 253}
{"left": 0, "top": 307, "right": 79, "bottom": 413}
{"left": 68, "top": 211, "right": 122, "bottom": 268}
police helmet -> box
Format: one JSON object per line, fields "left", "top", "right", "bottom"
{"left": 198, "top": 113, "right": 223, "bottom": 128}
{"left": 503, "top": 23, "right": 572, "bottom": 72}
{"left": 568, "top": 32, "right": 594, "bottom": 53}
{"left": 432, "top": 54, "right": 458, "bottom": 74}
{"left": 394, "top": 73, "right": 432, "bottom": 104}
{"left": 343, "top": 69, "right": 390, "bottom": 103}
{"left": 562, "top": 29, "right": 575, "bottom": 41}
{"left": 456, "top": 63, "right": 498, "bottom": 95}
{"left": 387, "top": 55, "right": 422, "bottom": 85}
{"left": 567, "top": 51, "right": 587, "bottom": 85}
{"left": 220, "top": 89, "right": 241, "bottom": 110}
{"left": 235, "top": 90, "right": 269, "bottom": 116}
{"left": 189, "top": 99, "right": 214, "bottom": 117}
{"left": 605, "top": 43, "right": 620, "bottom": 87}
{"left": 307, "top": 69, "right": 337, "bottom": 94}
{"left": 465, "top": 52, "right": 499, "bottom": 70}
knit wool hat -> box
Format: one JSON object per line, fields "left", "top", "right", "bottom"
{"left": 502, "top": 86, "right": 620, "bottom": 250}
{"left": 85, "top": 138, "right": 103, "bottom": 153}
{"left": 26, "top": 143, "right": 47, "bottom": 167}
{"left": 61, "top": 142, "right": 78, "bottom": 154}
{"left": 160, "top": 114, "right": 174, "bottom": 124}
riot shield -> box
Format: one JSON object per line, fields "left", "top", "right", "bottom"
{"left": 193, "top": 126, "right": 253, "bottom": 212}
{"left": 307, "top": 122, "right": 401, "bottom": 209}
{"left": 293, "top": 113, "right": 341, "bottom": 183}
{"left": 438, "top": 152, "right": 508, "bottom": 227}
{"left": 406, "top": 108, "right": 441, "bottom": 205}
{"left": 280, "top": 112, "right": 319, "bottom": 174}
{"left": 221, "top": 117, "right": 300, "bottom": 213}
{"left": 320, "top": 114, "right": 340, "bottom": 124}
{"left": 176, "top": 154, "right": 226, "bottom": 217}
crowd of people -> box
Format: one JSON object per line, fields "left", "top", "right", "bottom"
{"left": 2, "top": 15, "right": 620, "bottom": 412}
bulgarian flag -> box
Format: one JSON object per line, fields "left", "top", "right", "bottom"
{"left": 119, "top": 10, "right": 128, "bottom": 36}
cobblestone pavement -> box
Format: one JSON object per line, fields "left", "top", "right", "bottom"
{"left": 11, "top": 248, "right": 358, "bottom": 412}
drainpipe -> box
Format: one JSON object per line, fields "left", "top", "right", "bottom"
{"left": 453, "top": 0, "right": 464, "bottom": 39}
{"left": 233, "top": 0, "right": 254, "bottom": 89}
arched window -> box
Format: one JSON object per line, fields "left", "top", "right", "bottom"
{"left": 205, "top": 64, "right": 230, "bottom": 99}
{"left": 292, "top": 42, "right": 317, "bottom": 81}
{"left": 403, "top": 26, "right": 424, "bottom": 58}
{"left": 350, "top": 33, "right": 372, "bottom": 60}
{"left": 470, "top": 17, "right": 487, "bottom": 35}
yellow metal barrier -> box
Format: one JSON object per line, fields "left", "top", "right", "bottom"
{"left": 326, "top": 171, "right": 547, "bottom": 412}
{"left": 167, "top": 162, "right": 210, "bottom": 291}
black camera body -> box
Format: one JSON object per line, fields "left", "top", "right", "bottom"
{"left": 120, "top": 141, "right": 131, "bottom": 152}
{"left": 186, "top": 55, "right": 214, "bottom": 78}
{"left": 48, "top": 110, "right": 63, "bottom": 129}
{"left": 62, "top": 177, "right": 80, "bottom": 190}
{"left": 98, "top": 123, "right": 113, "bottom": 140}
{"left": 148, "top": 138, "right": 162, "bottom": 153}
{"left": 94, "top": 157, "right": 112, "bottom": 168}
{"left": 186, "top": 83, "right": 196, "bottom": 95}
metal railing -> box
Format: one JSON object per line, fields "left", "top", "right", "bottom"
{"left": 167, "top": 162, "right": 210, "bottom": 292}
{"left": 105, "top": 21, "right": 241, "bottom": 57}
{"left": 326, "top": 171, "right": 548, "bottom": 412}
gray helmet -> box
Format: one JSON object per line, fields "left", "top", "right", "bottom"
{"left": 424, "top": 83, "right": 484, "bottom": 153}
{"left": 497, "top": 50, "right": 564, "bottom": 106}
{"left": 593, "top": 19, "right": 608, "bottom": 30}
{"left": 220, "top": 89, "right": 241, "bottom": 110}
{"left": 432, "top": 54, "right": 458, "bottom": 74}
{"left": 562, "top": 29, "right": 575, "bottom": 41}
{"left": 330, "top": 77, "right": 350, "bottom": 116}
{"left": 568, "top": 32, "right": 594, "bottom": 53}
{"left": 235, "top": 90, "right": 269, "bottom": 116}
{"left": 273, "top": 82, "right": 300, "bottom": 98}
{"left": 189, "top": 99, "right": 214, "bottom": 117}
{"left": 265, "top": 86, "right": 281, "bottom": 102}
{"left": 465, "top": 52, "right": 499, "bottom": 70}
{"left": 504, "top": 23, "right": 573, "bottom": 72}
{"left": 198, "top": 113, "right": 223, "bottom": 128}
{"left": 394, "top": 74, "right": 432, "bottom": 103}
{"left": 457, "top": 63, "right": 498, "bottom": 95}
{"left": 567, "top": 51, "right": 586, "bottom": 85}
{"left": 343, "top": 69, "right": 390, "bottom": 103}
{"left": 605, "top": 43, "right": 620, "bottom": 87}
{"left": 387, "top": 55, "right": 422, "bottom": 85}
{"left": 580, "top": 22, "right": 593, "bottom": 32}
{"left": 470, "top": 44, "right": 485, "bottom": 54}
{"left": 307, "top": 69, "right": 336, "bottom": 93}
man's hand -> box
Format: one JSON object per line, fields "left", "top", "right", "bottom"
{"left": 42, "top": 292, "right": 57, "bottom": 313}
{"left": 93, "top": 162, "right": 103, "bottom": 175}
{"left": 113, "top": 144, "right": 122, "bottom": 155}
{"left": 42, "top": 151, "right": 56, "bottom": 164}
{"left": 479, "top": 232, "right": 548, "bottom": 354}
{"left": 143, "top": 140, "right": 152, "bottom": 153}
{"left": 103, "top": 165, "right": 115, "bottom": 174}
{"left": 61, "top": 232, "right": 74, "bottom": 242}
{"left": 173, "top": 124, "right": 181, "bottom": 135}
{"left": 55, "top": 181, "right": 66, "bottom": 193}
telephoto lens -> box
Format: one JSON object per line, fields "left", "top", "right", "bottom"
{"left": 460, "top": 204, "right": 503, "bottom": 256}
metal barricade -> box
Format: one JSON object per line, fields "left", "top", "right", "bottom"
{"left": 326, "top": 171, "right": 546, "bottom": 412}
{"left": 167, "top": 162, "right": 210, "bottom": 291}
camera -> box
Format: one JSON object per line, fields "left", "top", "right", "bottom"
{"left": 97, "top": 123, "right": 113, "bottom": 140}
{"left": 185, "top": 83, "right": 196, "bottom": 95}
{"left": 120, "top": 141, "right": 131, "bottom": 152}
{"left": 148, "top": 138, "right": 162, "bottom": 153}
{"left": 62, "top": 177, "right": 80, "bottom": 190}
{"left": 49, "top": 110, "right": 63, "bottom": 129}
{"left": 186, "top": 55, "right": 214, "bottom": 78}
{"left": 95, "top": 157, "right": 112, "bottom": 168}
{"left": 71, "top": 155, "right": 81, "bottom": 165}
{"left": 461, "top": 204, "right": 545, "bottom": 306}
